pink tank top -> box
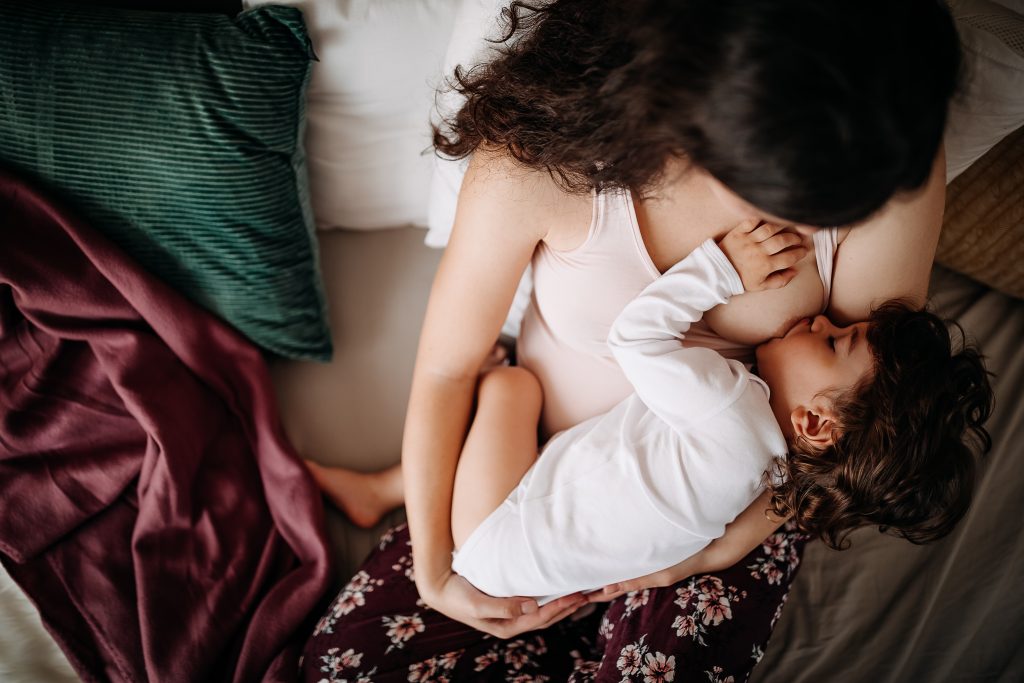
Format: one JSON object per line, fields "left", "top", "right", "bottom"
{"left": 517, "top": 187, "right": 838, "bottom": 438}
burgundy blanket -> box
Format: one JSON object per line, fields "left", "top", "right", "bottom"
{"left": 0, "top": 169, "right": 333, "bottom": 682}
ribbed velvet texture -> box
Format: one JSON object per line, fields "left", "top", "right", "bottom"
{"left": 0, "top": 2, "right": 332, "bottom": 360}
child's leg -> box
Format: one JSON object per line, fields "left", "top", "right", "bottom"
{"left": 305, "top": 461, "right": 404, "bottom": 529}
{"left": 451, "top": 366, "right": 543, "bottom": 548}
{"left": 308, "top": 342, "right": 515, "bottom": 530}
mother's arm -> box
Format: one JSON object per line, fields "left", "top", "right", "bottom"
{"left": 828, "top": 147, "right": 947, "bottom": 323}
{"left": 403, "top": 150, "right": 587, "bottom": 637}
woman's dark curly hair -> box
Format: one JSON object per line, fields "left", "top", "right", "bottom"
{"left": 434, "top": 0, "right": 961, "bottom": 227}
{"left": 768, "top": 302, "right": 995, "bottom": 550}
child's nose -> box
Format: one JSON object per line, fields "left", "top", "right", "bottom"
{"left": 809, "top": 315, "right": 831, "bottom": 333}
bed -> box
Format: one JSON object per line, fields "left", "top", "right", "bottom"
{"left": 1, "top": 0, "right": 1022, "bottom": 681}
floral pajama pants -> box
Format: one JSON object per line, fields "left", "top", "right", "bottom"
{"left": 302, "top": 523, "right": 809, "bottom": 683}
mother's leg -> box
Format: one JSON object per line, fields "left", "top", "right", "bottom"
{"left": 588, "top": 525, "right": 811, "bottom": 683}
{"left": 302, "top": 523, "right": 604, "bottom": 682}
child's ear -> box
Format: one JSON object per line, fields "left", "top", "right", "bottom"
{"left": 791, "top": 404, "right": 836, "bottom": 450}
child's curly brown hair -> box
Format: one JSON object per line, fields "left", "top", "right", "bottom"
{"left": 768, "top": 302, "right": 995, "bottom": 550}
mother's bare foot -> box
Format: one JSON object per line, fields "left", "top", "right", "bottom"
{"left": 304, "top": 460, "right": 402, "bottom": 529}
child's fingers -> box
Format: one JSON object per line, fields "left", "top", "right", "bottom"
{"left": 768, "top": 246, "right": 807, "bottom": 272}
{"left": 761, "top": 231, "right": 804, "bottom": 255}
{"left": 608, "top": 576, "right": 654, "bottom": 594}
{"left": 750, "top": 221, "right": 787, "bottom": 242}
{"left": 586, "top": 589, "right": 625, "bottom": 603}
{"left": 736, "top": 218, "right": 763, "bottom": 234}
{"left": 761, "top": 268, "right": 799, "bottom": 290}
{"left": 586, "top": 584, "right": 627, "bottom": 603}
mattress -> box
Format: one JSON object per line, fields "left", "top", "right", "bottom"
{"left": 1, "top": 230, "right": 1021, "bottom": 681}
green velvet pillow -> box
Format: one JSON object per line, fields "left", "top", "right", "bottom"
{"left": 0, "top": 1, "right": 332, "bottom": 360}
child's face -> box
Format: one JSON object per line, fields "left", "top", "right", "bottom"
{"left": 755, "top": 316, "right": 874, "bottom": 422}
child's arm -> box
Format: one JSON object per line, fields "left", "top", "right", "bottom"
{"left": 697, "top": 489, "right": 790, "bottom": 571}
{"left": 608, "top": 222, "right": 805, "bottom": 430}
{"left": 587, "top": 490, "right": 789, "bottom": 601}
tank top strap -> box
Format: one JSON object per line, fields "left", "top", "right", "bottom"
{"left": 544, "top": 187, "right": 659, "bottom": 277}
{"left": 812, "top": 226, "right": 840, "bottom": 310}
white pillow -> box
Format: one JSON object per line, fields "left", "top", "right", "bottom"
{"left": 425, "top": 0, "right": 509, "bottom": 248}
{"left": 945, "top": 0, "right": 1024, "bottom": 181}
{"left": 244, "top": 0, "right": 459, "bottom": 230}
{"left": 424, "top": 0, "right": 533, "bottom": 339}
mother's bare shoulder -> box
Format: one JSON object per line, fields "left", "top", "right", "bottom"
{"left": 463, "top": 148, "right": 595, "bottom": 251}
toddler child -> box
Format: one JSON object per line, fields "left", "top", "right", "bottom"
{"left": 446, "top": 220, "right": 993, "bottom": 604}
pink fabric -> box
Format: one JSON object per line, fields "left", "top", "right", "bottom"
{"left": 518, "top": 188, "right": 839, "bottom": 437}
{"left": 518, "top": 188, "right": 654, "bottom": 437}
{"left": 519, "top": 188, "right": 760, "bottom": 436}
{"left": 0, "top": 169, "right": 332, "bottom": 682}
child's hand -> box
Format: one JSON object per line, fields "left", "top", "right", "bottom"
{"left": 585, "top": 553, "right": 708, "bottom": 603}
{"left": 718, "top": 219, "right": 808, "bottom": 291}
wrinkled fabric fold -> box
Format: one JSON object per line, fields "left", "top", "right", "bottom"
{"left": 0, "top": 169, "right": 332, "bottom": 683}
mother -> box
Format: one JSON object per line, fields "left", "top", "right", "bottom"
{"left": 303, "top": 0, "right": 960, "bottom": 679}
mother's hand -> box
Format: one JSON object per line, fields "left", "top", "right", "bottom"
{"left": 421, "top": 570, "right": 588, "bottom": 639}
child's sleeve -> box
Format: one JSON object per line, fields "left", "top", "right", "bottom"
{"left": 607, "top": 239, "right": 750, "bottom": 430}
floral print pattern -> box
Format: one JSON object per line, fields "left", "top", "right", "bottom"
{"left": 382, "top": 613, "right": 425, "bottom": 653}
{"left": 408, "top": 650, "right": 462, "bottom": 682}
{"left": 622, "top": 589, "right": 650, "bottom": 617}
{"left": 616, "top": 635, "right": 648, "bottom": 677}
{"left": 705, "top": 665, "right": 736, "bottom": 683}
{"left": 642, "top": 652, "right": 676, "bottom": 683}
{"left": 303, "top": 523, "right": 811, "bottom": 683}
{"left": 473, "top": 649, "right": 500, "bottom": 672}
{"left": 316, "top": 646, "right": 376, "bottom": 683}
{"left": 613, "top": 635, "right": 678, "bottom": 683}
{"left": 747, "top": 530, "right": 802, "bottom": 587}
{"left": 669, "top": 575, "right": 748, "bottom": 646}
{"left": 376, "top": 523, "right": 404, "bottom": 551}
{"left": 313, "top": 571, "right": 385, "bottom": 637}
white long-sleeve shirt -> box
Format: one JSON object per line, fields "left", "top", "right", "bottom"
{"left": 451, "top": 240, "right": 788, "bottom": 603}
